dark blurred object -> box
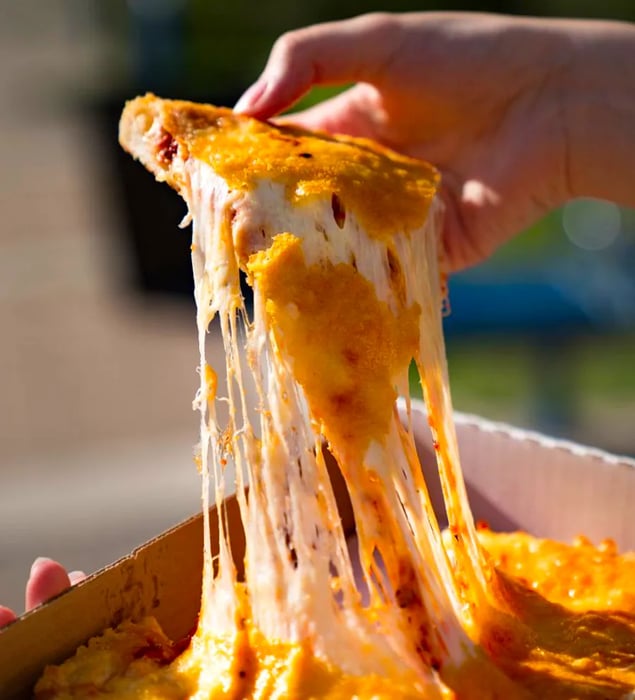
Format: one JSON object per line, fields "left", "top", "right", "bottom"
{"left": 127, "top": 0, "right": 186, "bottom": 93}
{"left": 95, "top": 93, "right": 241, "bottom": 299}
{"left": 90, "top": 1, "right": 242, "bottom": 297}
{"left": 113, "top": 116, "right": 193, "bottom": 297}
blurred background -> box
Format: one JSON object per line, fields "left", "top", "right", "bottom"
{"left": 1, "top": 0, "right": 633, "bottom": 612}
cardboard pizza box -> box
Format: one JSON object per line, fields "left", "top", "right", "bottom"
{"left": 1, "top": 401, "right": 634, "bottom": 699}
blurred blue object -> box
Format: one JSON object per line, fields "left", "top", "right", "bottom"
{"left": 127, "top": 0, "right": 186, "bottom": 93}
{"left": 444, "top": 232, "right": 635, "bottom": 338}
{"left": 442, "top": 216, "right": 635, "bottom": 436}
{"left": 444, "top": 272, "right": 592, "bottom": 336}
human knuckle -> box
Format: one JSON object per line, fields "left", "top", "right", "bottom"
{"left": 274, "top": 30, "right": 304, "bottom": 60}
{"left": 358, "top": 12, "right": 396, "bottom": 33}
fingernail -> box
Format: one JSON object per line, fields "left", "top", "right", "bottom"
{"left": 234, "top": 79, "right": 268, "bottom": 113}
{"left": 68, "top": 571, "right": 86, "bottom": 585}
{"left": 30, "top": 557, "right": 52, "bottom": 575}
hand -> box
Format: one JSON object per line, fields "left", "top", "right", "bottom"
{"left": 0, "top": 558, "right": 85, "bottom": 627}
{"left": 235, "top": 12, "right": 635, "bottom": 271}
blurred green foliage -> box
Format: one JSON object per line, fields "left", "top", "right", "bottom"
{"left": 185, "top": 0, "right": 634, "bottom": 93}
{"left": 410, "top": 333, "right": 635, "bottom": 451}
{"left": 101, "top": 0, "right": 634, "bottom": 96}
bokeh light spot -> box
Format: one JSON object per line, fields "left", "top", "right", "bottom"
{"left": 562, "top": 198, "right": 621, "bottom": 251}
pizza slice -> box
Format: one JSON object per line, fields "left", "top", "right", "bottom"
{"left": 117, "top": 93, "right": 508, "bottom": 696}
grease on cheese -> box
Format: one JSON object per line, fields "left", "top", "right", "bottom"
{"left": 480, "top": 529, "right": 635, "bottom": 613}
{"left": 476, "top": 534, "right": 635, "bottom": 699}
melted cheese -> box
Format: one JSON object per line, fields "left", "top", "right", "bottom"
{"left": 247, "top": 232, "right": 420, "bottom": 459}
{"left": 479, "top": 528, "right": 635, "bottom": 613}
{"left": 182, "top": 152, "right": 468, "bottom": 695}
{"left": 35, "top": 96, "right": 635, "bottom": 699}
{"left": 160, "top": 102, "right": 439, "bottom": 241}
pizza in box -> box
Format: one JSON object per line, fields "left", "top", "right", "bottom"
{"left": 33, "top": 95, "right": 635, "bottom": 699}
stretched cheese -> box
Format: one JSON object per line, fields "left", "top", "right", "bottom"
{"left": 115, "top": 93, "right": 536, "bottom": 698}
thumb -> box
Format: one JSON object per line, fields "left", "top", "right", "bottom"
{"left": 235, "top": 13, "right": 399, "bottom": 118}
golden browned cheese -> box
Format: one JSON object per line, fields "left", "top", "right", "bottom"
{"left": 478, "top": 530, "right": 635, "bottom": 699}
{"left": 480, "top": 529, "right": 635, "bottom": 613}
{"left": 36, "top": 623, "right": 425, "bottom": 700}
{"left": 154, "top": 97, "right": 439, "bottom": 241}
{"left": 34, "top": 618, "right": 191, "bottom": 699}
{"left": 247, "top": 233, "right": 420, "bottom": 461}
{"left": 35, "top": 533, "right": 635, "bottom": 699}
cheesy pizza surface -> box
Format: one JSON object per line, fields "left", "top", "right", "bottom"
{"left": 34, "top": 95, "right": 635, "bottom": 699}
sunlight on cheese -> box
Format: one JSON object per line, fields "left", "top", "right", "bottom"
{"left": 34, "top": 96, "right": 635, "bottom": 699}
{"left": 247, "top": 232, "right": 420, "bottom": 461}
{"left": 182, "top": 124, "right": 469, "bottom": 696}
{"left": 479, "top": 528, "right": 635, "bottom": 613}
{"left": 161, "top": 102, "right": 439, "bottom": 241}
